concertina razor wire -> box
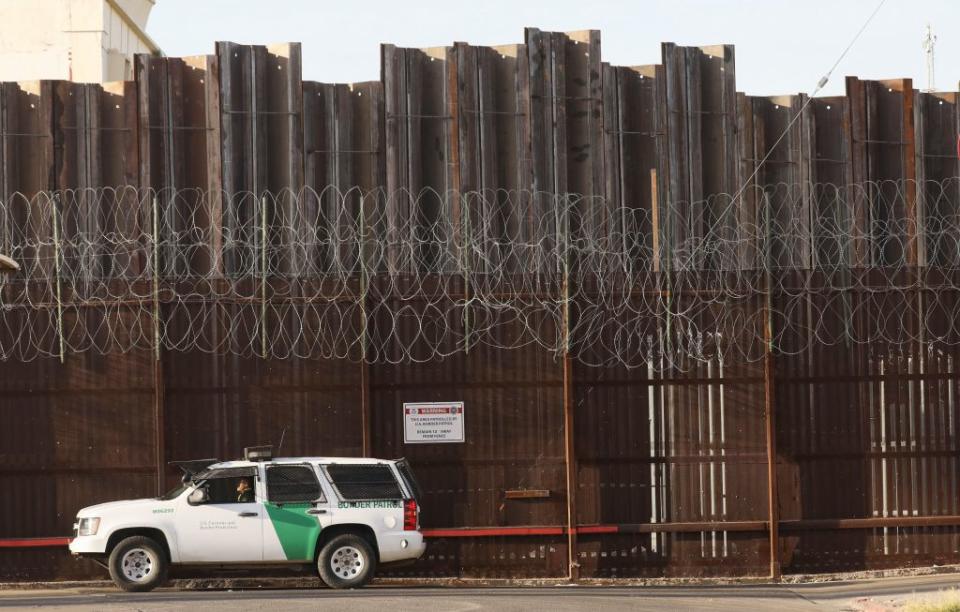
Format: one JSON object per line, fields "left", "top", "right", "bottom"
{"left": 1, "top": 180, "right": 960, "bottom": 369}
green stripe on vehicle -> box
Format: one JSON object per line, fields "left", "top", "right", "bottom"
{"left": 264, "top": 502, "right": 321, "bottom": 561}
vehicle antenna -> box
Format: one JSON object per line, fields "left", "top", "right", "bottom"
{"left": 277, "top": 426, "right": 288, "bottom": 455}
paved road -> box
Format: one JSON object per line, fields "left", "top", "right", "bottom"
{"left": 1, "top": 575, "right": 959, "bottom": 611}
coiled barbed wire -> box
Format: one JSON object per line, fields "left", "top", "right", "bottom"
{"left": 1, "top": 180, "right": 959, "bottom": 368}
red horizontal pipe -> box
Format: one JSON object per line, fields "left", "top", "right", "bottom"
{"left": 0, "top": 522, "right": 770, "bottom": 547}
{"left": 421, "top": 526, "right": 565, "bottom": 538}
{"left": 0, "top": 537, "right": 71, "bottom": 548}
{"left": 576, "top": 525, "right": 619, "bottom": 534}
{"left": 422, "top": 525, "right": 625, "bottom": 537}
{"left": 9, "top": 513, "right": 960, "bottom": 549}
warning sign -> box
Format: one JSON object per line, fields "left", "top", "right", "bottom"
{"left": 403, "top": 402, "right": 465, "bottom": 444}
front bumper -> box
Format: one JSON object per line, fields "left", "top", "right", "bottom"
{"left": 68, "top": 533, "right": 109, "bottom": 555}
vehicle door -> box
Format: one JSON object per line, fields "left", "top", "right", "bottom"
{"left": 175, "top": 466, "right": 263, "bottom": 563}
{"left": 262, "top": 463, "right": 332, "bottom": 562}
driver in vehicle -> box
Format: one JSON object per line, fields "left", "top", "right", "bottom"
{"left": 236, "top": 477, "right": 254, "bottom": 503}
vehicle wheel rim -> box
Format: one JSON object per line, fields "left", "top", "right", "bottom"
{"left": 120, "top": 548, "right": 156, "bottom": 583}
{"left": 329, "top": 545, "right": 365, "bottom": 580}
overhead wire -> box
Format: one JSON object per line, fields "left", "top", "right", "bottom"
{"left": 729, "top": 0, "right": 888, "bottom": 207}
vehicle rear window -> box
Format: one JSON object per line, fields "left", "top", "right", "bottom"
{"left": 324, "top": 464, "right": 403, "bottom": 501}
{"left": 266, "top": 465, "right": 323, "bottom": 503}
{"left": 396, "top": 459, "right": 423, "bottom": 500}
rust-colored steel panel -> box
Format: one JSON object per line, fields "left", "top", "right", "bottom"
{"left": 369, "top": 313, "right": 567, "bottom": 577}
{"left": 5, "top": 32, "right": 960, "bottom": 584}
{"left": 0, "top": 349, "right": 155, "bottom": 580}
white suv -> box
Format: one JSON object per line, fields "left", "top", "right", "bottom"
{"left": 69, "top": 448, "right": 425, "bottom": 591}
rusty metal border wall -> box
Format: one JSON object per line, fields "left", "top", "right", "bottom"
{"left": 2, "top": 29, "right": 960, "bottom": 581}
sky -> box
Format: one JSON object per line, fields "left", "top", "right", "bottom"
{"left": 146, "top": 0, "right": 959, "bottom": 97}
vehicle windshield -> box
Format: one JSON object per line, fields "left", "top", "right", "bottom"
{"left": 157, "top": 483, "right": 189, "bottom": 501}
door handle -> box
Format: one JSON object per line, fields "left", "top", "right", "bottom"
{"left": 238, "top": 512, "right": 258, "bottom": 517}
{"left": 307, "top": 509, "right": 327, "bottom": 515}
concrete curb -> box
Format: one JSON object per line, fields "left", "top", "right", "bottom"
{"left": 1, "top": 564, "right": 959, "bottom": 591}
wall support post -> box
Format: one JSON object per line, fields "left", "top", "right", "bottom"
{"left": 563, "top": 351, "right": 578, "bottom": 580}
{"left": 51, "top": 193, "right": 65, "bottom": 364}
{"left": 260, "top": 194, "right": 268, "bottom": 359}
{"left": 152, "top": 195, "right": 165, "bottom": 496}
{"left": 762, "top": 191, "right": 781, "bottom": 580}
{"left": 359, "top": 197, "right": 371, "bottom": 457}
{"left": 560, "top": 194, "right": 579, "bottom": 581}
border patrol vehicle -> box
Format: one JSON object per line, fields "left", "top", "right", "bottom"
{"left": 69, "top": 447, "right": 425, "bottom": 591}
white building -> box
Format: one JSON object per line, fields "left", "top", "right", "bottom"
{"left": 0, "top": 0, "right": 161, "bottom": 83}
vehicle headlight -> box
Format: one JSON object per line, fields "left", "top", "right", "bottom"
{"left": 77, "top": 517, "right": 100, "bottom": 536}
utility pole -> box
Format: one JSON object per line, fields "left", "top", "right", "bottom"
{"left": 922, "top": 23, "right": 937, "bottom": 92}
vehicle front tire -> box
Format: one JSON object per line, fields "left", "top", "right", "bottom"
{"left": 317, "top": 533, "right": 376, "bottom": 589}
{"left": 107, "top": 535, "right": 168, "bottom": 592}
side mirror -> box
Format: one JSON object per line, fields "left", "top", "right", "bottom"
{"left": 187, "top": 487, "right": 209, "bottom": 506}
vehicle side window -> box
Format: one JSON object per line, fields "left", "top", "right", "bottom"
{"left": 203, "top": 475, "right": 257, "bottom": 504}
{"left": 396, "top": 459, "right": 423, "bottom": 500}
{"left": 324, "top": 464, "right": 403, "bottom": 501}
{"left": 266, "top": 465, "right": 323, "bottom": 503}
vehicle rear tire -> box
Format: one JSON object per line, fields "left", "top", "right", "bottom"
{"left": 108, "top": 535, "right": 168, "bottom": 592}
{"left": 317, "top": 533, "right": 376, "bottom": 589}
